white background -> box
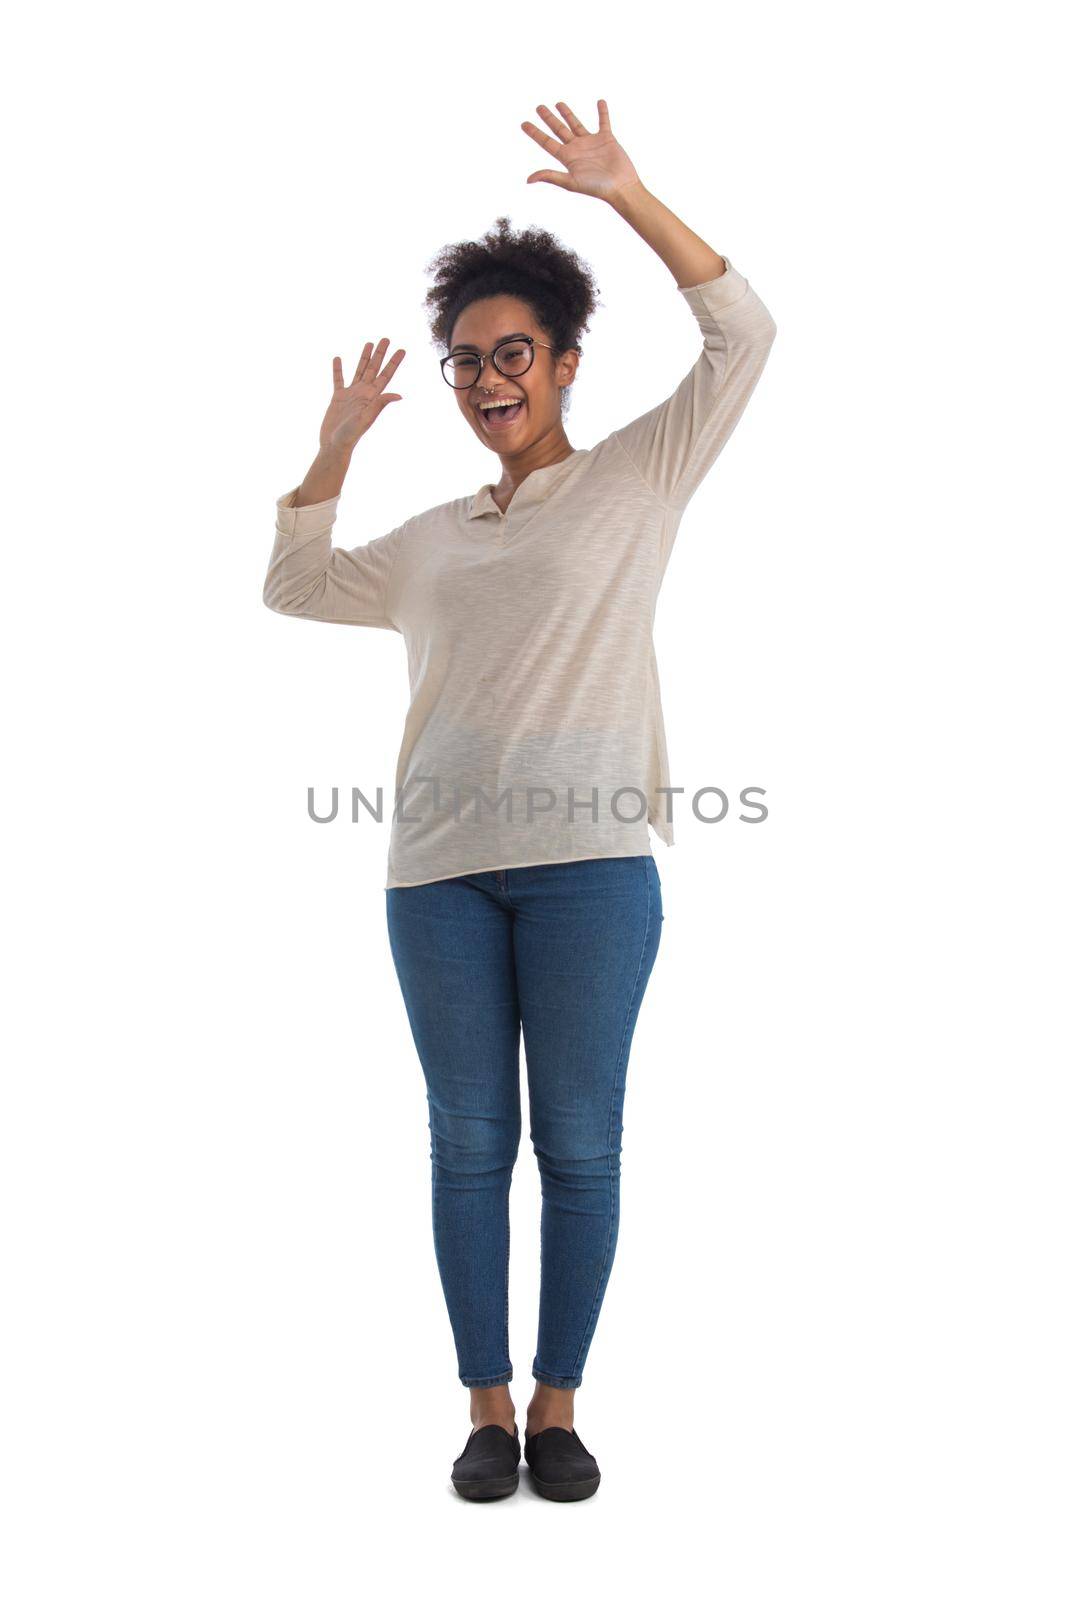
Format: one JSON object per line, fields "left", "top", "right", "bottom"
{"left": 3, "top": 2, "right": 1063, "bottom": 1594}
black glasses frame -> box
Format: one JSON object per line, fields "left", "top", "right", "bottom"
{"left": 440, "top": 334, "right": 557, "bottom": 389}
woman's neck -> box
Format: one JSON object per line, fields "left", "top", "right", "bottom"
{"left": 493, "top": 432, "right": 576, "bottom": 510}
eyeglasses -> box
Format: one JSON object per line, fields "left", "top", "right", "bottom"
{"left": 440, "top": 335, "right": 557, "bottom": 389}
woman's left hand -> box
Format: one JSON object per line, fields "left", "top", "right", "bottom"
{"left": 521, "top": 99, "right": 643, "bottom": 205}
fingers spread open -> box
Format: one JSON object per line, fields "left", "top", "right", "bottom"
{"left": 554, "top": 100, "right": 588, "bottom": 136}
{"left": 535, "top": 102, "right": 572, "bottom": 143}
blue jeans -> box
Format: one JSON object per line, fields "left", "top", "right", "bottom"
{"left": 385, "top": 854, "right": 663, "bottom": 1390}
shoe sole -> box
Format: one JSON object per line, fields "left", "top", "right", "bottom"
{"left": 529, "top": 1470, "right": 601, "bottom": 1502}
{"left": 452, "top": 1471, "right": 520, "bottom": 1500}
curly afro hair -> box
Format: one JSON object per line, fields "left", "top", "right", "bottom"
{"left": 424, "top": 215, "right": 602, "bottom": 421}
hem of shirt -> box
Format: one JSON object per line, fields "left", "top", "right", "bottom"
{"left": 384, "top": 840, "right": 657, "bottom": 890}
{"left": 650, "top": 816, "right": 675, "bottom": 848}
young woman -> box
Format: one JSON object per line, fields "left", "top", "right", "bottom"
{"left": 263, "top": 98, "right": 777, "bottom": 1501}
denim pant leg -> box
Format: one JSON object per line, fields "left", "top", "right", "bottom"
{"left": 386, "top": 873, "right": 521, "bottom": 1388}
{"left": 509, "top": 854, "right": 663, "bottom": 1389}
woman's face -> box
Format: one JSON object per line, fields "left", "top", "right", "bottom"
{"left": 448, "top": 294, "right": 578, "bottom": 455}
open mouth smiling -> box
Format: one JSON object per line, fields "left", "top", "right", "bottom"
{"left": 477, "top": 396, "right": 526, "bottom": 431}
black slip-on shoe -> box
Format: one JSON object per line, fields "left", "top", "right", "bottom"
{"left": 451, "top": 1423, "right": 521, "bottom": 1500}
{"left": 523, "top": 1425, "right": 601, "bottom": 1501}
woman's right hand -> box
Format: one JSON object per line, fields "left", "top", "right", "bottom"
{"left": 320, "top": 338, "right": 406, "bottom": 454}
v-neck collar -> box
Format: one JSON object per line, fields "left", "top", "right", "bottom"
{"left": 464, "top": 449, "right": 588, "bottom": 525}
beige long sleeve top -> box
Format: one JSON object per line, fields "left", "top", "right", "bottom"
{"left": 263, "top": 256, "right": 777, "bottom": 889}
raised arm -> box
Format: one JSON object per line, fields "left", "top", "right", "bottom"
{"left": 262, "top": 486, "right": 407, "bottom": 629}
{"left": 262, "top": 336, "right": 409, "bottom": 627}
{"left": 608, "top": 249, "right": 777, "bottom": 511}
{"left": 520, "top": 98, "right": 777, "bottom": 509}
